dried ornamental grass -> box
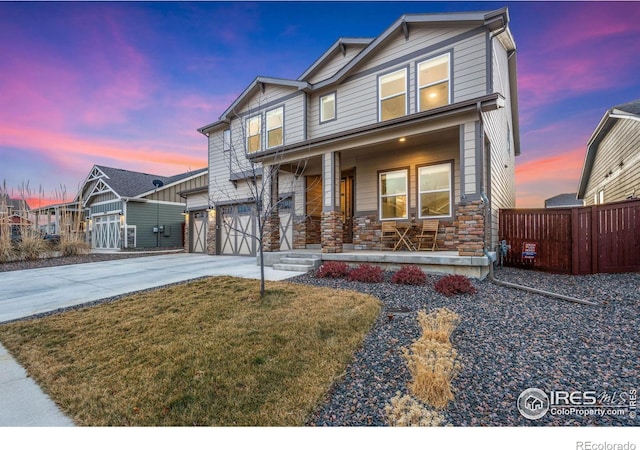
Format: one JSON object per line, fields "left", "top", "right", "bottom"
{"left": 416, "top": 308, "right": 461, "bottom": 343}
{"left": 385, "top": 393, "right": 445, "bottom": 426}
{"left": 16, "top": 232, "right": 49, "bottom": 260}
{"left": 59, "top": 238, "right": 90, "bottom": 257}
{"left": 0, "top": 234, "right": 14, "bottom": 262}
{"left": 403, "top": 340, "right": 461, "bottom": 409}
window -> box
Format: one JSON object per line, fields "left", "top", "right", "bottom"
{"left": 379, "top": 68, "right": 407, "bottom": 121}
{"left": 223, "top": 129, "right": 231, "bottom": 151}
{"left": 598, "top": 189, "right": 604, "bottom": 205}
{"left": 379, "top": 169, "right": 408, "bottom": 220}
{"left": 418, "top": 54, "right": 450, "bottom": 111}
{"left": 246, "top": 115, "right": 261, "bottom": 153}
{"left": 320, "top": 92, "right": 336, "bottom": 123}
{"left": 418, "top": 162, "right": 452, "bottom": 218}
{"left": 266, "top": 107, "right": 284, "bottom": 149}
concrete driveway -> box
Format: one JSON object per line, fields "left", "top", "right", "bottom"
{"left": 0, "top": 253, "right": 299, "bottom": 323}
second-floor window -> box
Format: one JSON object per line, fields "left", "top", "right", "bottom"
{"left": 223, "top": 129, "right": 231, "bottom": 151}
{"left": 266, "top": 107, "right": 284, "bottom": 149}
{"left": 246, "top": 115, "right": 261, "bottom": 153}
{"left": 379, "top": 68, "right": 407, "bottom": 121}
{"left": 418, "top": 54, "right": 450, "bottom": 111}
{"left": 320, "top": 92, "right": 336, "bottom": 123}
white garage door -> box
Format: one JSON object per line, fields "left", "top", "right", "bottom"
{"left": 219, "top": 204, "right": 257, "bottom": 256}
{"left": 93, "top": 214, "right": 121, "bottom": 249}
{"left": 190, "top": 211, "right": 207, "bottom": 253}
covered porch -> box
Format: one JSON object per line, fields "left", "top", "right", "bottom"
{"left": 261, "top": 248, "right": 495, "bottom": 279}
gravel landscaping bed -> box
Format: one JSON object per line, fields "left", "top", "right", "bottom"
{"left": 289, "top": 267, "right": 640, "bottom": 426}
{"left": 0, "top": 250, "right": 182, "bottom": 273}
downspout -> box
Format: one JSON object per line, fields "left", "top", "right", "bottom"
{"left": 475, "top": 105, "right": 596, "bottom": 306}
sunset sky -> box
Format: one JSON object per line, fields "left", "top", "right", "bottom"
{"left": 1, "top": 1, "right": 639, "bottom": 208}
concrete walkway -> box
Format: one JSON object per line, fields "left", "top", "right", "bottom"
{"left": 0, "top": 253, "right": 301, "bottom": 426}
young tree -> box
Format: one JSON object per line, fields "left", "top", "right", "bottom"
{"left": 208, "top": 105, "right": 312, "bottom": 298}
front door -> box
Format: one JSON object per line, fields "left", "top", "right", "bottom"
{"left": 340, "top": 171, "right": 354, "bottom": 244}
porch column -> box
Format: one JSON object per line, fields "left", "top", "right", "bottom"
{"left": 262, "top": 164, "right": 280, "bottom": 252}
{"left": 321, "top": 151, "right": 343, "bottom": 253}
{"left": 457, "top": 121, "right": 486, "bottom": 257}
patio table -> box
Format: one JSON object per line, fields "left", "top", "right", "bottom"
{"left": 394, "top": 222, "right": 417, "bottom": 251}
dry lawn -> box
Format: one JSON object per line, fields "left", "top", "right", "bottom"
{"left": 0, "top": 276, "right": 380, "bottom": 426}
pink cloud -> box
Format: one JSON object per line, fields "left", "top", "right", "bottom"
{"left": 518, "top": 3, "right": 640, "bottom": 110}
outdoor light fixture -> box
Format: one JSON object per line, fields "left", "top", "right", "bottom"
{"left": 152, "top": 179, "right": 164, "bottom": 247}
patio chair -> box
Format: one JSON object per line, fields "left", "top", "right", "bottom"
{"left": 380, "top": 221, "right": 398, "bottom": 250}
{"left": 416, "top": 219, "right": 439, "bottom": 251}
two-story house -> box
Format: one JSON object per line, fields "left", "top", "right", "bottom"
{"left": 198, "top": 8, "right": 519, "bottom": 272}
{"left": 577, "top": 99, "right": 640, "bottom": 205}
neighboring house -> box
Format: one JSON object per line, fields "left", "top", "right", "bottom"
{"left": 198, "top": 8, "right": 519, "bottom": 258}
{"left": 544, "top": 193, "right": 584, "bottom": 209}
{"left": 0, "top": 193, "right": 31, "bottom": 239}
{"left": 77, "top": 165, "right": 207, "bottom": 250}
{"left": 578, "top": 99, "right": 640, "bottom": 206}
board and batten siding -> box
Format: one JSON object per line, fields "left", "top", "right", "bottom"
{"left": 145, "top": 173, "right": 208, "bottom": 203}
{"left": 90, "top": 200, "right": 122, "bottom": 215}
{"left": 584, "top": 119, "right": 640, "bottom": 206}
{"left": 353, "top": 142, "right": 460, "bottom": 217}
{"left": 126, "top": 202, "right": 184, "bottom": 248}
{"left": 307, "top": 25, "right": 487, "bottom": 140}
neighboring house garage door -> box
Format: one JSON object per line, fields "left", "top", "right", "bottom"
{"left": 219, "top": 204, "right": 257, "bottom": 256}
{"left": 93, "top": 214, "right": 121, "bottom": 249}
{"left": 189, "top": 211, "right": 207, "bottom": 253}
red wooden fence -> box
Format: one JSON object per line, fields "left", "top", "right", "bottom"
{"left": 499, "top": 199, "right": 640, "bottom": 275}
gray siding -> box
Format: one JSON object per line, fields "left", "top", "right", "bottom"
{"left": 126, "top": 202, "right": 184, "bottom": 248}
{"left": 352, "top": 142, "right": 460, "bottom": 217}
{"left": 308, "top": 45, "right": 363, "bottom": 84}
{"left": 308, "top": 25, "right": 487, "bottom": 140}
{"left": 145, "top": 173, "right": 207, "bottom": 203}
{"left": 584, "top": 119, "right": 640, "bottom": 205}
{"left": 90, "top": 200, "right": 122, "bottom": 215}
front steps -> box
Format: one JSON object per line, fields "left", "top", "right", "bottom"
{"left": 272, "top": 253, "right": 321, "bottom": 273}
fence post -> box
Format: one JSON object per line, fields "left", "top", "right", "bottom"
{"left": 591, "top": 205, "right": 598, "bottom": 274}
{"left": 571, "top": 207, "right": 579, "bottom": 275}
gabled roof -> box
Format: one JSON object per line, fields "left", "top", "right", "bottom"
{"left": 297, "top": 37, "right": 373, "bottom": 82}
{"left": 577, "top": 99, "right": 640, "bottom": 198}
{"left": 544, "top": 193, "right": 583, "bottom": 208}
{"left": 1, "top": 193, "right": 29, "bottom": 212}
{"left": 199, "top": 7, "right": 517, "bottom": 137}
{"left": 80, "top": 165, "right": 207, "bottom": 201}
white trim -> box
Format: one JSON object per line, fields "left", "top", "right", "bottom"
{"left": 417, "top": 53, "right": 451, "bottom": 112}
{"left": 246, "top": 114, "right": 262, "bottom": 153}
{"left": 266, "top": 106, "right": 284, "bottom": 149}
{"left": 417, "top": 162, "right": 453, "bottom": 219}
{"left": 378, "top": 67, "right": 408, "bottom": 121}
{"left": 379, "top": 169, "right": 409, "bottom": 220}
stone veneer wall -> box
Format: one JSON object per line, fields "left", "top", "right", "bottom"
{"left": 306, "top": 216, "right": 321, "bottom": 245}
{"left": 262, "top": 213, "right": 280, "bottom": 252}
{"left": 183, "top": 216, "right": 190, "bottom": 252}
{"left": 352, "top": 214, "right": 459, "bottom": 251}
{"left": 293, "top": 217, "right": 306, "bottom": 249}
{"left": 456, "top": 200, "right": 486, "bottom": 256}
{"left": 321, "top": 210, "right": 343, "bottom": 253}
{"left": 206, "top": 210, "right": 216, "bottom": 255}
